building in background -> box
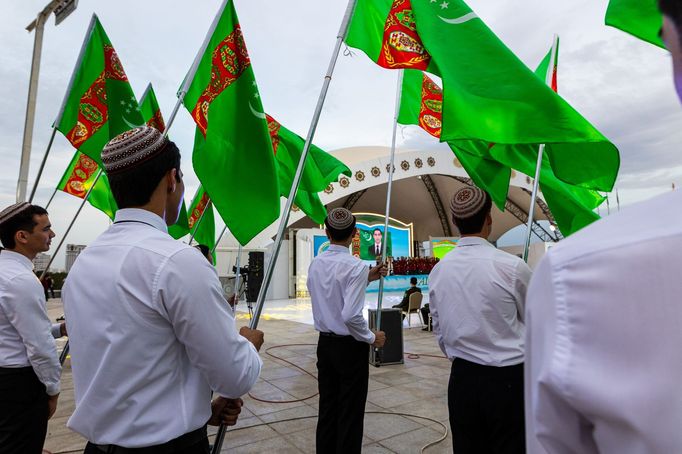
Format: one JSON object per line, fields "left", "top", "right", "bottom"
{"left": 65, "top": 244, "right": 87, "bottom": 272}
{"left": 33, "top": 253, "right": 51, "bottom": 272}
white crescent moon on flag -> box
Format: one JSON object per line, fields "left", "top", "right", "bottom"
{"left": 122, "top": 115, "right": 144, "bottom": 130}
{"left": 438, "top": 12, "right": 478, "bottom": 24}
{"left": 249, "top": 102, "right": 266, "bottom": 119}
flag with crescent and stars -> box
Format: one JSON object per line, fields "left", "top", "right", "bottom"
{"left": 398, "top": 39, "right": 606, "bottom": 236}
{"left": 55, "top": 151, "right": 118, "bottom": 219}
{"left": 187, "top": 185, "right": 216, "bottom": 262}
{"left": 181, "top": 0, "right": 279, "bottom": 246}
{"left": 55, "top": 15, "right": 145, "bottom": 165}
{"left": 346, "top": 0, "right": 619, "bottom": 195}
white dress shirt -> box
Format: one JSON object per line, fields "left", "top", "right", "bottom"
{"left": 526, "top": 189, "right": 682, "bottom": 454}
{"left": 62, "top": 209, "right": 262, "bottom": 448}
{"left": 0, "top": 250, "right": 61, "bottom": 395}
{"left": 429, "top": 236, "right": 531, "bottom": 367}
{"left": 307, "top": 244, "right": 375, "bottom": 344}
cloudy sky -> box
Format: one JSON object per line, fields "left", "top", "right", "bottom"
{"left": 1, "top": 0, "right": 680, "bottom": 267}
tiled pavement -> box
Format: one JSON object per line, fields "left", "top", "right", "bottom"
{"left": 44, "top": 299, "right": 452, "bottom": 454}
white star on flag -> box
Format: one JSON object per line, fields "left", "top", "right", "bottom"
{"left": 440, "top": 1, "right": 449, "bottom": 9}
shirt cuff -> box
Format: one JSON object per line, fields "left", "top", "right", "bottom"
{"left": 45, "top": 381, "right": 61, "bottom": 396}
{"left": 51, "top": 323, "right": 62, "bottom": 339}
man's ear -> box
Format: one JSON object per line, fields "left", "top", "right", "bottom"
{"left": 14, "top": 230, "right": 29, "bottom": 246}
{"left": 167, "top": 169, "right": 177, "bottom": 193}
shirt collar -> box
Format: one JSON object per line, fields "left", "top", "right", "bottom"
{"left": 114, "top": 208, "right": 168, "bottom": 233}
{"left": 457, "top": 236, "right": 493, "bottom": 248}
{"left": 327, "top": 244, "right": 351, "bottom": 254}
{"left": 0, "top": 249, "right": 34, "bottom": 270}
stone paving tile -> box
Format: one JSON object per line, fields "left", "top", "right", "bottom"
{"left": 363, "top": 412, "right": 423, "bottom": 442}
{"left": 222, "top": 424, "right": 280, "bottom": 450}
{"left": 367, "top": 385, "right": 423, "bottom": 409}
{"left": 377, "top": 426, "right": 450, "bottom": 453}
{"left": 259, "top": 404, "right": 318, "bottom": 434}
{"left": 284, "top": 426, "right": 317, "bottom": 453}
{"left": 221, "top": 435, "right": 302, "bottom": 454}
{"left": 362, "top": 444, "right": 397, "bottom": 453}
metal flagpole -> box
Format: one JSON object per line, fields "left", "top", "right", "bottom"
{"left": 246, "top": 0, "right": 358, "bottom": 333}
{"left": 39, "top": 169, "right": 103, "bottom": 280}
{"left": 616, "top": 188, "right": 620, "bottom": 212}
{"left": 606, "top": 194, "right": 611, "bottom": 215}
{"left": 28, "top": 127, "right": 57, "bottom": 203}
{"left": 374, "top": 69, "right": 404, "bottom": 366}
{"left": 522, "top": 34, "right": 558, "bottom": 263}
{"left": 212, "top": 224, "right": 228, "bottom": 255}
{"left": 45, "top": 188, "right": 58, "bottom": 210}
{"left": 166, "top": 0, "right": 229, "bottom": 137}
{"left": 232, "top": 245, "right": 242, "bottom": 314}
{"left": 188, "top": 200, "right": 211, "bottom": 245}
{"left": 211, "top": 2, "right": 358, "bottom": 452}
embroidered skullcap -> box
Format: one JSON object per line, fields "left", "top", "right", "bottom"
{"left": 325, "top": 208, "right": 355, "bottom": 230}
{"left": 0, "top": 202, "right": 31, "bottom": 227}
{"left": 101, "top": 126, "right": 169, "bottom": 174}
{"left": 450, "top": 186, "right": 488, "bottom": 219}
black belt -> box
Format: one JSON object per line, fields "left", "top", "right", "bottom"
{"left": 0, "top": 366, "right": 34, "bottom": 376}
{"left": 319, "top": 332, "right": 353, "bottom": 339}
{"left": 89, "top": 426, "right": 207, "bottom": 453}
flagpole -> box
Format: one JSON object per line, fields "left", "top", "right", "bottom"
{"left": 188, "top": 199, "right": 211, "bottom": 245}
{"left": 39, "top": 169, "right": 103, "bottom": 280}
{"left": 523, "top": 34, "right": 558, "bottom": 263}
{"left": 166, "top": 0, "right": 229, "bottom": 137}
{"left": 616, "top": 188, "right": 620, "bottom": 211}
{"left": 232, "top": 245, "right": 242, "bottom": 315}
{"left": 212, "top": 224, "right": 228, "bottom": 255}
{"left": 246, "top": 0, "right": 358, "bottom": 332}
{"left": 374, "top": 69, "right": 404, "bottom": 366}
{"left": 45, "top": 188, "right": 58, "bottom": 210}
{"left": 28, "top": 127, "right": 57, "bottom": 203}
{"left": 211, "top": 1, "right": 358, "bottom": 452}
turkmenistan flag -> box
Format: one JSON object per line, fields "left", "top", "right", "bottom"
{"left": 266, "top": 115, "right": 351, "bottom": 223}
{"left": 56, "top": 152, "right": 117, "bottom": 219}
{"left": 606, "top": 0, "right": 665, "bottom": 48}
{"left": 347, "top": 0, "right": 619, "bottom": 193}
{"left": 137, "top": 83, "right": 191, "bottom": 239}
{"left": 187, "top": 185, "right": 216, "bottom": 262}
{"left": 55, "top": 15, "right": 144, "bottom": 164}
{"left": 182, "top": 0, "right": 280, "bottom": 245}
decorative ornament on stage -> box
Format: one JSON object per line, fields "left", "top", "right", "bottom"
{"left": 339, "top": 177, "right": 350, "bottom": 188}
{"left": 371, "top": 166, "right": 381, "bottom": 177}
{"left": 401, "top": 160, "right": 410, "bottom": 171}
{"left": 324, "top": 184, "right": 334, "bottom": 194}
{"left": 415, "top": 158, "right": 423, "bottom": 168}
{"left": 355, "top": 171, "right": 365, "bottom": 182}
{"left": 427, "top": 157, "right": 436, "bottom": 167}
{"left": 378, "top": 0, "right": 431, "bottom": 69}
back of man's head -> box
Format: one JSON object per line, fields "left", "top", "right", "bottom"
{"left": 325, "top": 208, "right": 357, "bottom": 242}
{"left": 410, "top": 277, "right": 418, "bottom": 286}
{"left": 102, "top": 126, "right": 181, "bottom": 209}
{"left": 0, "top": 202, "right": 48, "bottom": 249}
{"left": 450, "top": 186, "right": 492, "bottom": 235}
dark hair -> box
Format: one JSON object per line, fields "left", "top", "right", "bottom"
{"left": 194, "top": 244, "right": 211, "bottom": 259}
{"left": 452, "top": 192, "right": 492, "bottom": 235}
{"left": 0, "top": 205, "right": 48, "bottom": 249}
{"left": 373, "top": 228, "right": 382, "bottom": 235}
{"left": 325, "top": 218, "right": 357, "bottom": 242}
{"left": 660, "top": 0, "right": 682, "bottom": 33}
{"left": 410, "top": 277, "right": 418, "bottom": 285}
{"left": 108, "top": 141, "right": 181, "bottom": 208}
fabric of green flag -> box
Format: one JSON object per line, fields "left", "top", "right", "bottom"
{"left": 187, "top": 186, "right": 216, "bottom": 263}
{"left": 606, "top": 0, "right": 665, "bottom": 48}
{"left": 266, "top": 115, "right": 351, "bottom": 224}
{"left": 55, "top": 15, "right": 144, "bottom": 164}
{"left": 56, "top": 151, "right": 117, "bottom": 220}
{"left": 182, "top": 0, "right": 280, "bottom": 245}
{"left": 347, "top": 0, "right": 620, "bottom": 193}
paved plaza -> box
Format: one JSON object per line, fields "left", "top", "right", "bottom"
{"left": 44, "top": 297, "right": 452, "bottom": 454}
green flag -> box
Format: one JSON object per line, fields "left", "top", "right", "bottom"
{"left": 182, "top": 0, "right": 280, "bottom": 245}
{"left": 606, "top": 0, "right": 665, "bottom": 48}
{"left": 55, "top": 15, "right": 144, "bottom": 164}
{"left": 187, "top": 185, "right": 216, "bottom": 263}
{"left": 56, "top": 152, "right": 117, "bottom": 219}
{"left": 266, "top": 115, "right": 351, "bottom": 223}
{"left": 347, "top": 0, "right": 619, "bottom": 193}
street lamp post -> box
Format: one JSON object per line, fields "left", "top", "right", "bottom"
{"left": 16, "top": 0, "right": 78, "bottom": 203}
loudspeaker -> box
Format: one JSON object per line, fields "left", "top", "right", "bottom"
{"left": 246, "top": 251, "right": 264, "bottom": 303}
{"left": 368, "top": 308, "right": 404, "bottom": 366}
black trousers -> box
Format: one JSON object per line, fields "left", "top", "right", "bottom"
{"left": 83, "top": 426, "right": 209, "bottom": 453}
{"left": 0, "top": 367, "right": 49, "bottom": 454}
{"left": 448, "top": 358, "right": 525, "bottom": 454}
{"left": 316, "top": 334, "right": 369, "bottom": 454}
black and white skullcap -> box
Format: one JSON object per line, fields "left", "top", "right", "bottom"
{"left": 0, "top": 202, "right": 32, "bottom": 227}
{"left": 101, "top": 126, "right": 169, "bottom": 174}
{"left": 450, "top": 186, "right": 488, "bottom": 219}
{"left": 325, "top": 208, "right": 355, "bottom": 230}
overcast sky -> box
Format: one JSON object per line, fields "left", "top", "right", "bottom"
{"left": 1, "top": 0, "right": 680, "bottom": 267}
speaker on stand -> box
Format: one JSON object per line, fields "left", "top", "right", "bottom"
{"left": 368, "top": 308, "right": 404, "bottom": 366}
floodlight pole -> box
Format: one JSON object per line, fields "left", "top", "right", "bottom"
{"left": 18, "top": 0, "right": 77, "bottom": 202}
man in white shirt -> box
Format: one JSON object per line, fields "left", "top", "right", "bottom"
{"left": 62, "top": 126, "right": 264, "bottom": 453}
{"left": 525, "top": 3, "right": 682, "bottom": 452}
{"left": 429, "top": 186, "right": 531, "bottom": 454}
{"left": 308, "top": 207, "right": 387, "bottom": 454}
{"left": 0, "top": 202, "right": 62, "bottom": 453}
